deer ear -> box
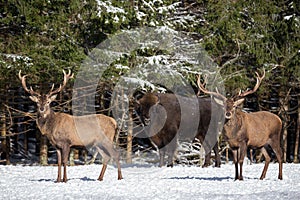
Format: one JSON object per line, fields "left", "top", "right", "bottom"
{"left": 233, "top": 98, "right": 245, "bottom": 107}
{"left": 29, "top": 96, "right": 39, "bottom": 103}
{"left": 50, "top": 94, "right": 57, "bottom": 101}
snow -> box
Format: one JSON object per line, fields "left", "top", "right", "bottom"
{"left": 0, "top": 53, "right": 33, "bottom": 68}
{"left": 284, "top": 14, "right": 294, "bottom": 20}
{"left": 96, "top": 0, "right": 126, "bottom": 17}
{"left": 1, "top": 163, "right": 299, "bottom": 199}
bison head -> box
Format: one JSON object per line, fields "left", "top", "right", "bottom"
{"left": 134, "top": 93, "right": 161, "bottom": 126}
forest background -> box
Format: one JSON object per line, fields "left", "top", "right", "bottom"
{"left": 0, "top": 0, "right": 299, "bottom": 166}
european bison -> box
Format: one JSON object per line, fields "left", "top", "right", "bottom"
{"left": 135, "top": 92, "right": 224, "bottom": 167}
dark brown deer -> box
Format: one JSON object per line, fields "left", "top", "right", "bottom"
{"left": 19, "top": 70, "right": 122, "bottom": 182}
{"left": 197, "top": 69, "right": 283, "bottom": 180}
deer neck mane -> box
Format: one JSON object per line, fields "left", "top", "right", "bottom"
{"left": 36, "top": 109, "right": 56, "bottom": 136}
{"left": 225, "top": 109, "right": 243, "bottom": 128}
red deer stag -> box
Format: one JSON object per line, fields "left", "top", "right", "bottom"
{"left": 197, "top": 69, "right": 283, "bottom": 180}
{"left": 19, "top": 70, "right": 122, "bottom": 182}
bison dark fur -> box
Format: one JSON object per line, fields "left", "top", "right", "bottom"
{"left": 135, "top": 93, "right": 224, "bottom": 167}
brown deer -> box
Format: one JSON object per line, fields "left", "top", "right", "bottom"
{"left": 197, "top": 69, "right": 283, "bottom": 180}
{"left": 19, "top": 70, "right": 122, "bottom": 182}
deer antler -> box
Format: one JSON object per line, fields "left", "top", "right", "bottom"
{"left": 18, "top": 70, "right": 41, "bottom": 96}
{"left": 196, "top": 74, "right": 227, "bottom": 101}
{"left": 47, "top": 70, "right": 74, "bottom": 97}
{"left": 238, "top": 68, "right": 265, "bottom": 97}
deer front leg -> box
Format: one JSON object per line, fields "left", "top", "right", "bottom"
{"left": 62, "top": 146, "right": 70, "bottom": 182}
{"left": 56, "top": 149, "right": 62, "bottom": 183}
{"left": 237, "top": 143, "right": 247, "bottom": 181}
{"left": 232, "top": 149, "right": 239, "bottom": 180}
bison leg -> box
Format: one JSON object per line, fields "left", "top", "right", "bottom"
{"left": 166, "top": 139, "right": 177, "bottom": 167}
{"left": 203, "top": 143, "right": 221, "bottom": 168}
{"left": 259, "top": 147, "right": 271, "bottom": 180}
{"left": 202, "top": 141, "right": 212, "bottom": 168}
{"left": 56, "top": 149, "right": 62, "bottom": 183}
{"left": 213, "top": 143, "right": 221, "bottom": 167}
{"left": 193, "top": 135, "right": 209, "bottom": 168}
{"left": 159, "top": 149, "right": 165, "bottom": 167}
{"left": 203, "top": 154, "right": 211, "bottom": 168}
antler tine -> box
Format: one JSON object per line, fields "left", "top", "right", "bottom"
{"left": 196, "top": 74, "right": 227, "bottom": 100}
{"left": 62, "top": 69, "right": 74, "bottom": 86}
{"left": 239, "top": 68, "right": 265, "bottom": 97}
{"left": 47, "top": 70, "right": 73, "bottom": 97}
{"left": 18, "top": 70, "right": 40, "bottom": 96}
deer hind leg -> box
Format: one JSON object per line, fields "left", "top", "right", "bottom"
{"left": 259, "top": 147, "right": 271, "bottom": 180}
{"left": 95, "top": 147, "right": 109, "bottom": 181}
{"left": 269, "top": 141, "right": 283, "bottom": 180}
{"left": 97, "top": 144, "right": 123, "bottom": 180}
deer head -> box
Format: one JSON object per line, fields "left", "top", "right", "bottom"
{"left": 19, "top": 70, "right": 73, "bottom": 118}
{"left": 197, "top": 68, "right": 265, "bottom": 119}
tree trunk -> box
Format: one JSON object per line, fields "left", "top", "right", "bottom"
{"left": 69, "top": 149, "right": 75, "bottom": 166}
{"left": 24, "top": 131, "right": 28, "bottom": 156}
{"left": 1, "top": 112, "right": 5, "bottom": 161}
{"left": 293, "top": 102, "right": 300, "bottom": 163}
{"left": 1, "top": 111, "right": 10, "bottom": 165}
{"left": 39, "top": 135, "right": 48, "bottom": 166}
{"left": 126, "top": 105, "right": 133, "bottom": 164}
{"left": 70, "top": 149, "right": 79, "bottom": 166}
{"left": 225, "top": 145, "right": 229, "bottom": 164}
{"left": 282, "top": 103, "right": 289, "bottom": 163}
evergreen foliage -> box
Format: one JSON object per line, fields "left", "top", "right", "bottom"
{"left": 0, "top": 0, "right": 299, "bottom": 164}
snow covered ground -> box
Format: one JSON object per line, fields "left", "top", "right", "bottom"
{"left": 1, "top": 162, "right": 299, "bottom": 200}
